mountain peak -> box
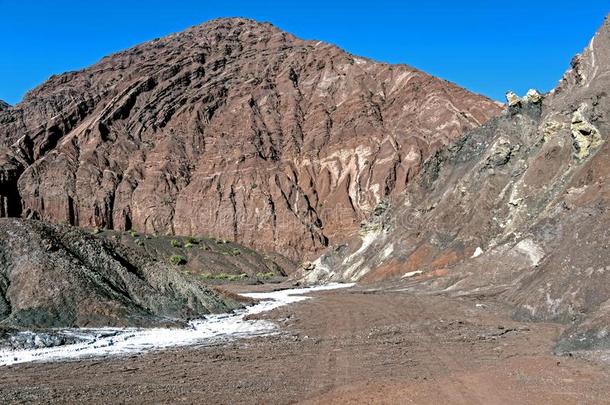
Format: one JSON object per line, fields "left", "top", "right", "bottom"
{"left": 0, "top": 18, "right": 501, "bottom": 260}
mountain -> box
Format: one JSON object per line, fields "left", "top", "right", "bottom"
{"left": 304, "top": 15, "right": 610, "bottom": 352}
{"left": 0, "top": 218, "right": 243, "bottom": 329}
{"left": 0, "top": 18, "right": 501, "bottom": 260}
{"left": 0, "top": 101, "right": 9, "bottom": 111}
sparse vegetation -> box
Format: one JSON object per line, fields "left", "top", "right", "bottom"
{"left": 128, "top": 229, "right": 138, "bottom": 238}
{"left": 198, "top": 272, "right": 249, "bottom": 281}
{"left": 170, "top": 239, "right": 182, "bottom": 248}
{"left": 184, "top": 242, "right": 194, "bottom": 249}
{"left": 256, "top": 271, "right": 275, "bottom": 280}
{"left": 185, "top": 236, "right": 199, "bottom": 245}
{"left": 135, "top": 238, "right": 144, "bottom": 246}
{"left": 92, "top": 227, "right": 101, "bottom": 235}
{"left": 169, "top": 254, "right": 187, "bottom": 266}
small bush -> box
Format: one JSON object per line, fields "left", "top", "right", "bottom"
{"left": 184, "top": 242, "right": 193, "bottom": 249}
{"left": 169, "top": 254, "right": 187, "bottom": 266}
{"left": 135, "top": 238, "right": 144, "bottom": 246}
{"left": 170, "top": 239, "right": 182, "bottom": 248}
{"left": 230, "top": 248, "right": 241, "bottom": 256}
{"left": 92, "top": 227, "right": 101, "bottom": 235}
{"left": 185, "top": 237, "right": 199, "bottom": 245}
{"left": 199, "top": 273, "right": 213, "bottom": 280}
{"left": 216, "top": 272, "right": 229, "bottom": 280}
{"left": 256, "top": 271, "right": 275, "bottom": 280}
{"left": 128, "top": 229, "right": 138, "bottom": 238}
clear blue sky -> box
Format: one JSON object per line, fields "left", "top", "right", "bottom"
{"left": 1, "top": 1, "right": 608, "bottom": 104}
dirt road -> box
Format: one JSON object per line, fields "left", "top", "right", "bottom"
{"left": 1, "top": 283, "right": 609, "bottom": 404}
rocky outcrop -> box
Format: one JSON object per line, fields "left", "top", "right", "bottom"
{"left": 304, "top": 15, "right": 610, "bottom": 352}
{"left": 0, "top": 18, "right": 501, "bottom": 260}
{"left": 0, "top": 101, "right": 9, "bottom": 111}
{"left": 0, "top": 218, "right": 243, "bottom": 328}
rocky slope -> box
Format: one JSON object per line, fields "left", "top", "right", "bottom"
{"left": 97, "top": 228, "right": 293, "bottom": 281}
{"left": 0, "top": 218, "right": 243, "bottom": 329}
{"left": 0, "top": 18, "right": 501, "bottom": 260}
{"left": 0, "top": 101, "right": 9, "bottom": 111}
{"left": 304, "top": 15, "right": 610, "bottom": 352}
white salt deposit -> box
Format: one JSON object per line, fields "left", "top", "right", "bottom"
{"left": 0, "top": 283, "right": 354, "bottom": 366}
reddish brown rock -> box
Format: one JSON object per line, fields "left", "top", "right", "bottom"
{"left": 0, "top": 18, "right": 501, "bottom": 259}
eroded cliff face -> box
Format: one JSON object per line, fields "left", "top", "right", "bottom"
{"left": 304, "top": 15, "right": 610, "bottom": 351}
{"left": 0, "top": 18, "right": 501, "bottom": 260}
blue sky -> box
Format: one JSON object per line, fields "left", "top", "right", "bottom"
{"left": 0, "top": 1, "right": 608, "bottom": 104}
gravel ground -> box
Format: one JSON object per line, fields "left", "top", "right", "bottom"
{"left": 1, "top": 283, "right": 609, "bottom": 404}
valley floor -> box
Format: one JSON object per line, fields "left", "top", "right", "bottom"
{"left": 1, "top": 283, "right": 610, "bottom": 404}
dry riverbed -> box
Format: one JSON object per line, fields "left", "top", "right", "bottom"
{"left": 1, "top": 282, "right": 610, "bottom": 404}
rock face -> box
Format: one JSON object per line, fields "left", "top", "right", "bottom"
{"left": 0, "top": 101, "right": 9, "bottom": 111}
{"left": 0, "top": 18, "right": 501, "bottom": 260}
{"left": 0, "top": 218, "right": 242, "bottom": 328}
{"left": 305, "top": 15, "right": 610, "bottom": 351}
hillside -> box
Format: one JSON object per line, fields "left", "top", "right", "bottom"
{"left": 303, "top": 15, "right": 610, "bottom": 352}
{"left": 0, "top": 18, "right": 501, "bottom": 260}
{"left": 0, "top": 218, "right": 244, "bottom": 329}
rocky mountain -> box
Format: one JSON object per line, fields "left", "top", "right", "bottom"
{"left": 304, "top": 15, "right": 610, "bottom": 352}
{"left": 0, "top": 218, "right": 244, "bottom": 329}
{"left": 0, "top": 101, "right": 9, "bottom": 111}
{"left": 0, "top": 18, "right": 501, "bottom": 260}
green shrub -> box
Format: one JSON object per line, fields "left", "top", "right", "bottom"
{"left": 185, "top": 237, "right": 199, "bottom": 245}
{"left": 170, "top": 239, "right": 182, "bottom": 248}
{"left": 169, "top": 254, "right": 187, "bottom": 266}
{"left": 128, "top": 229, "right": 138, "bottom": 237}
{"left": 135, "top": 238, "right": 144, "bottom": 246}
{"left": 216, "top": 272, "right": 229, "bottom": 280}
{"left": 184, "top": 242, "right": 193, "bottom": 249}
{"left": 230, "top": 248, "right": 241, "bottom": 256}
{"left": 92, "top": 227, "right": 101, "bottom": 235}
{"left": 199, "top": 273, "right": 213, "bottom": 280}
{"left": 256, "top": 271, "right": 275, "bottom": 280}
